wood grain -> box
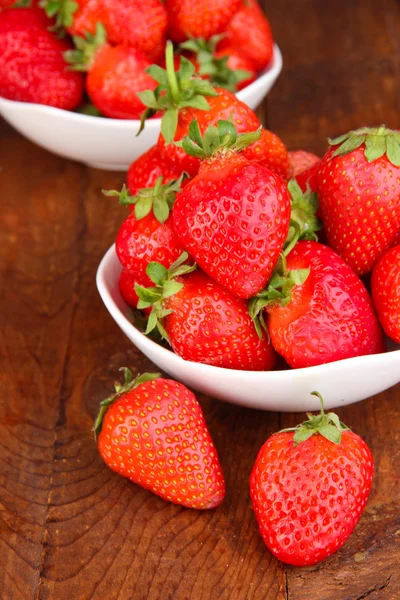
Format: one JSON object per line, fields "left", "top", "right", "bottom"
{"left": 1, "top": 0, "right": 400, "bottom": 598}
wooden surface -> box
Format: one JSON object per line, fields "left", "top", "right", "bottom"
{"left": 1, "top": 1, "right": 400, "bottom": 598}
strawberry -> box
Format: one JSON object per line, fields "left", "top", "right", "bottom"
{"left": 371, "top": 244, "right": 400, "bottom": 343}
{"left": 317, "top": 126, "right": 400, "bottom": 275}
{"left": 126, "top": 146, "right": 185, "bottom": 198}
{"left": 65, "top": 24, "right": 156, "bottom": 119}
{"left": 119, "top": 269, "right": 142, "bottom": 309}
{"left": 40, "top": 0, "right": 104, "bottom": 36}
{"left": 136, "top": 255, "right": 276, "bottom": 370}
{"left": 95, "top": 369, "right": 225, "bottom": 509}
{"left": 242, "top": 128, "right": 291, "bottom": 181}
{"left": 139, "top": 42, "right": 259, "bottom": 177}
{"left": 288, "top": 150, "right": 320, "bottom": 177}
{"left": 220, "top": 0, "right": 274, "bottom": 72}
{"left": 166, "top": 0, "right": 241, "bottom": 44}
{"left": 0, "top": 8, "right": 84, "bottom": 109}
{"left": 172, "top": 120, "right": 291, "bottom": 299}
{"left": 109, "top": 177, "right": 186, "bottom": 286}
{"left": 250, "top": 241, "right": 385, "bottom": 368}
{"left": 179, "top": 35, "right": 256, "bottom": 92}
{"left": 250, "top": 392, "right": 374, "bottom": 566}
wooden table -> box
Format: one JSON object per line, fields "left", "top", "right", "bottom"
{"left": 1, "top": 1, "right": 400, "bottom": 598}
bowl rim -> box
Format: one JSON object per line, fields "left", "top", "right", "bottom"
{"left": 0, "top": 44, "right": 282, "bottom": 129}
{"left": 96, "top": 243, "right": 400, "bottom": 381}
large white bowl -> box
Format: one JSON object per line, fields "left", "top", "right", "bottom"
{"left": 96, "top": 245, "right": 400, "bottom": 412}
{"left": 0, "top": 45, "right": 282, "bottom": 171}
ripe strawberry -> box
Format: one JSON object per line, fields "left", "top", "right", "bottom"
{"left": 95, "top": 369, "right": 225, "bottom": 509}
{"left": 126, "top": 146, "right": 183, "bottom": 198}
{"left": 317, "top": 126, "right": 400, "bottom": 275}
{"left": 139, "top": 42, "right": 259, "bottom": 177}
{"left": 110, "top": 177, "right": 186, "bottom": 286}
{"left": 371, "top": 244, "right": 400, "bottom": 343}
{"left": 136, "top": 255, "right": 276, "bottom": 370}
{"left": 119, "top": 269, "right": 142, "bottom": 309}
{"left": 250, "top": 392, "right": 374, "bottom": 566}
{"left": 0, "top": 8, "right": 84, "bottom": 109}
{"left": 295, "top": 160, "right": 320, "bottom": 194}
{"left": 220, "top": 0, "right": 274, "bottom": 72}
{"left": 288, "top": 150, "right": 320, "bottom": 177}
{"left": 65, "top": 24, "right": 156, "bottom": 119}
{"left": 40, "top": 0, "right": 104, "bottom": 36}
{"left": 242, "top": 128, "right": 291, "bottom": 181}
{"left": 166, "top": 0, "right": 241, "bottom": 43}
{"left": 250, "top": 241, "right": 385, "bottom": 368}
{"left": 172, "top": 120, "right": 291, "bottom": 299}
{"left": 179, "top": 35, "right": 256, "bottom": 92}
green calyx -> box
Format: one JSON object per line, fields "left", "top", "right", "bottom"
{"left": 39, "top": 0, "right": 78, "bottom": 33}
{"left": 102, "top": 174, "right": 186, "bottom": 224}
{"left": 329, "top": 125, "right": 400, "bottom": 167}
{"left": 179, "top": 35, "right": 251, "bottom": 93}
{"left": 64, "top": 22, "right": 107, "bottom": 71}
{"left": 135, "top": 252, "right": 196, "bottom": 342}
{"left": 93, "top": 368, "right": 160, "bottom": 439}
{"left": 280, "top": 391, "right": 349, "bottom": 446}
{"left": 248, "top": 254, "right": 310, "bottom": 339}
{"left": 137, "top": 40, "right": 218, "bottom": 144}
{"left": 284, "top": 179, "right": 322, "bottom": 255}
{"left": 180, "top": 118, "right": 261, "bottom": 160}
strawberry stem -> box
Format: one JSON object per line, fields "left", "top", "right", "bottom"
{"left": 165, "top": 41, "right": 180, "bottom": 104}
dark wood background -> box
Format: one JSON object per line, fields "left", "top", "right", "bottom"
{"left": 1, "top": 1, "right": 400, "bottom": 598}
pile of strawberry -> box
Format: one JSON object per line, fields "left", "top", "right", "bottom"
{"left": 0, "top": 0, "right": 274, "bottom": 119}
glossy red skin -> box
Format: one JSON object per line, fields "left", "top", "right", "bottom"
{"left": 66, "top": 0, "right": 104, "bottom": 36}
{"left": 164, "top": 271, "right": 275, "bottom": 370}
{"left": 317, "top": 146, "right": 400, "bottom": 275}
{"left": 250, "top": 430, "right": 374, "bottom": 566}
{"left": 213, "top": 46, "right": 257, "bottom": 90}
{"left": 243, "top": 128, "right": 291, "bottom": 181}
{"left": 295, "top": 160, "right": 320, "bottom": 193}
{"left": 166, "top": 0, "right": 241, "bottom": 43}
{"left": 393, "top": 230, "right": 400, "bottom": 246}
{"left": 173, "top": 154, "right": 291, "bottom": 299}
{"left": 267, "top": 241, "right": 385, "bottom": 368}
{"left": 116, "top": 212, "right": 185, "bottom": 286}
{"left": 0, "top": 9, "right": 84, "bottom": 109}
{"left": 98, "top": 378, "right": 225, "bottom": 509}
{"left": 371, "top": 244, "right": 400, "bottom": 343}
{"left": 87, "top": 45, "right": 156, "bottom": 119}
{"left": 119, "top": 269, "right": 141, "bottom": 308}
{"left": 158, "top": 87, "right": 261, "bottom": 178}
{"left": 220, "top": 0, "right": 273, "bottom": 72}
{"left": 126, "top": 146, "right": 183, "bottom": 199}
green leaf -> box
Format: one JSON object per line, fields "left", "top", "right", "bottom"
{"left": 135, "top": 284, "right": 161, "bottom": 303}
{"left": 188, "top": 118, "right": 203, "bottom": 149}
{"left": 146, "top": 262, "right": 168, "bottom": 286}
{"left": 153, "top": 197, "right": 170, "bottom": 224}
{"left": 318, "top": 423, "right": 342, "bottom": 444}
{"left": 365, "top": 133, "right": 386, "bottom": 162}
{"left": 328, "top": 132, "right": 349, "bottom": 146}
{"left": 134, "top": 196, "right": 153, "bottom": 220}
{"left": 332, "top": 134, "right": 366, "bottom": 157}
{"left": 162, "top": 280, "right": 183, "bottom": 299}
{"left": 179, "top": 55, "right": 196, "bottom": 81}
{"left": 161, "top": 108, "right": 179, "bottom": 144}
{"left": 179, "top": 96, "right": 211, "bottom": 111}
{"left": 386, "top": 134, "right": 400, "bottom": 167}
{"left": 145, "top": 311, "right": 158, "bottom": 334}
{"left": 289, "top": 268, "right": 310, "bottom": 286}
{"left": 138, "top": 89, "right": 158, "bottom": 109}
{"left": 293, "top": 427, "right": 315, "bottom": 445}
{"left": 146, "top": 64, "right": 169, "bottom": 86}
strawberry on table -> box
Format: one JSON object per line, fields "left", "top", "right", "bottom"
{"left": 371, "top": 244, "right": 400, "bottom": 343}
{"left": 172, "top": 120, "right": 291, "bottom": 299}
{"left": 250, "top": 241, "right": 385, "bottom": 368}
{"left": 95, "top": 369, "right": 225, "bottom": 509}
{"left": 166, "top": 0, "right": 241, "bottom": 43}
{"left": 220, "top": 0, "right": 274, "bottom": 72}
{"left": 250, "top": 392, "right": 374, "bottom": 566}
{"left": 136, "top": 254, "right": 276, "bottom": 371}
{"left": 0, "top": 8, "right": 84, "bottom": 109}
{"left": 317, "top": 126, "right": 400, "bottom": 275}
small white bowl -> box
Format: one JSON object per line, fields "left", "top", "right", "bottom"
{"left": 0, "top": 45, "right": 282, "bottom": 171}
{"left": 96, "top": 244, "right": 400, "bottom": 412}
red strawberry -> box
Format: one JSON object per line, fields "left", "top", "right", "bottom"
{"left": 251, "top": 241, "right": 384, "bottom": 368}
{"left": 220, "top": 0, "right": 274, "bottom": 72}
{"left": 0, "top": 8, "right": 84, "bottom": 109}
{"left": 371, "top": 244, "right": 400, "bottom": 343}
{"left": 119, "top": 269, "right": 141, "bottom": 309}
{"left": 65, "top": 24, "right": 156, "bottom": 119}
{"left": 242, "top": 128, "right": 291, "bottom": 181}
{"left": 213, "top": 46, "right": 257, "bottom": 90}
{"left": 110, "top": 177, "right": 186, "bottom": 286}
{"left": 288, "top": 150, "right": 320, "bottom": 177}
{"left": 95, "top": 369, "right": 225, "bottom": 509}
{"left": 166, "top": 0, "right": 241, "bottom": 43}
{"left": 172, "top": 121, "right": 291, "bottom": 299}
{"left": 41, "top": 0, "right": 104, "bottom": 36}
{"left": 126, "top": 146, "right": 183, "bottom": 198}
{"left": 393, "top": 230, "right": 400, "bottom": 246}
{"left": 139, "top": 42, "right": 259, "bottom": 177}
{"left": 250, "top": 392, "right": 374, "bottom": 566}
{"left": 317, "top": 127, "right": 400, "bottom": 275}
{"left": 136, "top": 256, "right": 276, "bottom": 370}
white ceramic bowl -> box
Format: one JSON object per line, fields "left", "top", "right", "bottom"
{"left": 96, "top": 245, "right": 400, "bottom": 412}
{"left": 0, "top": 44, "right": 282, "bottom": 171}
